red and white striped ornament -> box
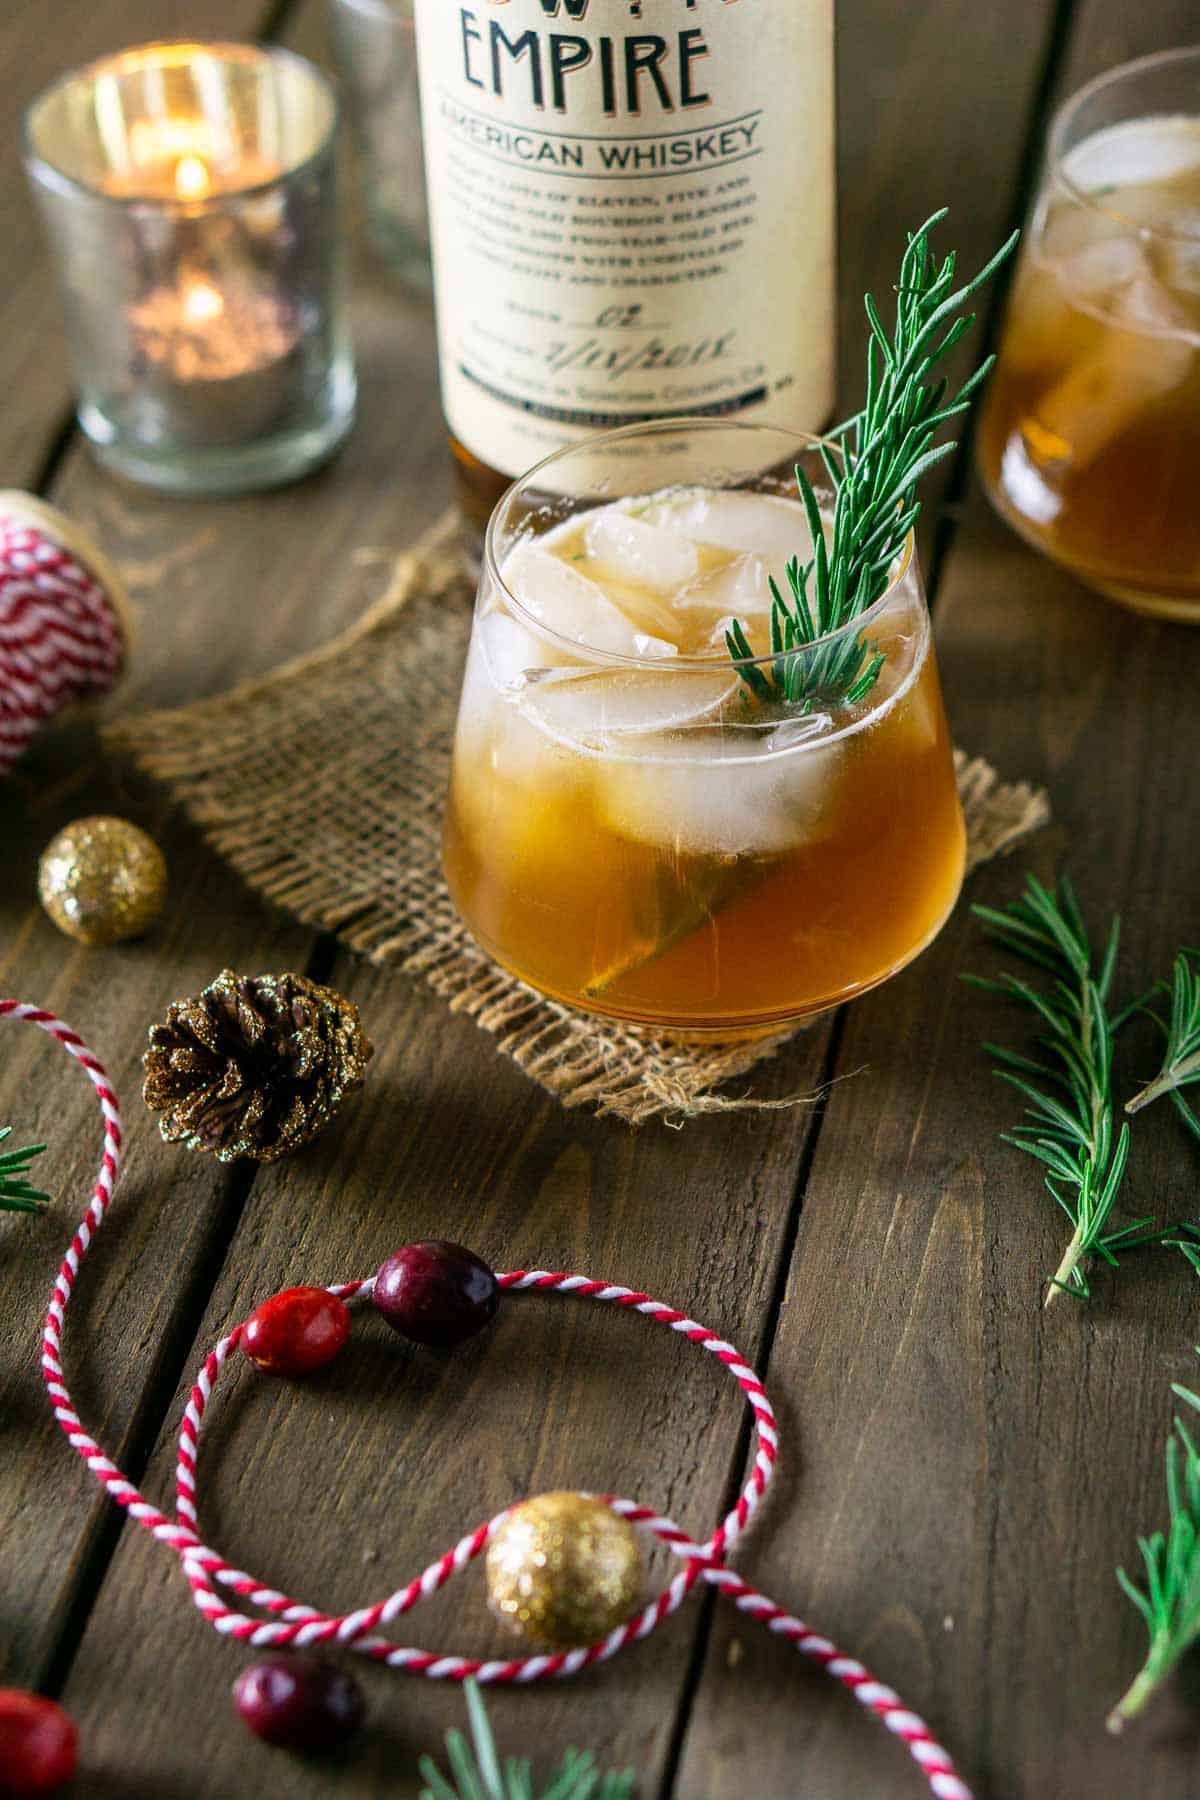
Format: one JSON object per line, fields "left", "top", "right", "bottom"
{"left": 0, "top": 492, "right": 131, "bottom": 777}
{"left": 3, "top": 997, "right": 973, "bottom": 1800}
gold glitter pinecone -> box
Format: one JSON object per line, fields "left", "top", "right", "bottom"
{"left": 143, "top": 969, "right": 372, "bottom": 1163}
{"left": 486, "top": 1492, "right": 643, "bottom": 1649}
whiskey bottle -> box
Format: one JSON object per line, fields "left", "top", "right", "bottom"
{"left": 412, "top": 0, "right": 835, "bottom": 538}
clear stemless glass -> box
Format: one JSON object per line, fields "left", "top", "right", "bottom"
{"left": 442, "top": 420, "right": 966, "bottom": 1036}
{"left": 329, "top": 0, "right": 430, "bottom": 289}
{"left": 978, "top": 46, "right": 1200, "bottom": 621}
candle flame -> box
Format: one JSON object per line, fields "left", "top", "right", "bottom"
{"left": 174, "top": 155, "right": 212, "bottom": 200}
{"left": 181, "top": 280, "right": 225, "bottom": 326}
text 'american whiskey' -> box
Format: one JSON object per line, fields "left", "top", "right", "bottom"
{"left": 412, "top": 0, "right": 835, "bottom": 535}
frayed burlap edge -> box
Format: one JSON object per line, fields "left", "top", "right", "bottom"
{"left": 103, "top": 512, "right": 1050, "bottom": 1125}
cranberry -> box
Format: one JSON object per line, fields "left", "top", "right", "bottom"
{"left": 233, "top": 1656, "right": 364, "bottom": 1753}
{"left": 372, "top": 1241, "right": 499, "bottom": 1347}
{"left": 0, "top": 1691, "right": 78, "bottom": 1795}
{"left": 241, "top": 1286, "right": 350, "bottom": 1377}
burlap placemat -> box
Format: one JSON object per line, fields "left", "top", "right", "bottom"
{"left": 103, "top": 513, "right": 1049, "bottom": 1124}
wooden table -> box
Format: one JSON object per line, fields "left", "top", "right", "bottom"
{"left": 2, "top": 1, "right": 1198, "bottom": 1794}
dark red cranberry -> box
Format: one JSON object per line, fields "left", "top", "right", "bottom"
{"left": 0, "top": 1690, "right": 78, "bottom": 1795}
{"left": 241, "top": 1286, "right": 350, "bottom": 1377}
{"left": 372, "top": 1241, "right": 499, "bottom": 1347}
{"left": 232, "top": 1655, "right": 364, "bottom": 1753}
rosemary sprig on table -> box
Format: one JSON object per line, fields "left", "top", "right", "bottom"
{"left": 0, "top": 1127, "right": 49, "bottom": 1215}
{"left": 965, "top": 876, "right": 1171, "bottom": 1305}
{"left": 1126, "top": 950, "right": 1200, "bottom": 1145}
{"left": 727, "top": 210, "right": 1017, "bottom": 710}
{"left": 419, "top": 1680, "right": 635, "bottom": 1800}
{"left": 1111, "top": 1368, "right": 1200, "bottom": 1733}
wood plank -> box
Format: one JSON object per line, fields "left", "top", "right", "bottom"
{"left": 14, "top": 8, "right": 826, "bottom": 1797}
{"left": 0, "top": 208, "right": 450, "bottom": 1693}
{"left": 677, "top": 2, "right": 1200, "bottom": 1796}
{"left": 37, "top": 0, "right": 1069, "bottom": 1795}
{"left": 58, "top": 964, "right": 830, "bottom": 1797}
{"left": 0, "top": 0, "right": 273, "bottom": 488}
{"left": 32, "top": 42, "right": 836, "bottom": 1798}
{"left": 0, "top": 0, "right": 298, "bottom": 1693}
{"left": 830, "top": 0, "right": 1044, "bottom": 562}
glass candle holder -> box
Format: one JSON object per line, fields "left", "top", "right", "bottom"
{"left": 978, "top": 46, "right": 1200, "bottom": 622}
{"left": 24, "top": 41, "right": 356, "bottom": 497}
{"left": 329, "top": 0, "right": 430, "bottom": 289}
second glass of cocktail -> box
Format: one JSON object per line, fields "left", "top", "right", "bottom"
{"left": 443, "top": 420, "right": 965, "bottom": 1036}
{"left": 978, "top": 47, "right": 1200, "bottom": 620}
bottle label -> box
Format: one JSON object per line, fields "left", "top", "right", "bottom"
{"left": 413, "top": 0, "right": 834, "bottom": 480}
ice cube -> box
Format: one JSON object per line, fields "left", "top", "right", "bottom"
{"left": 1063, "top": 116, "right": 1200, "bottom": 195}
{"left": 632, "top": 632, "right": 679, "bottom": 659}
{"left": 1041, "top": 195, "right": 1128, "bottom": 264}
{"left": 454, "top": 616, "right": 569, "bottom": 798}
{"left": 703, "top": 614, "right": 750, "bottom": 656}
{"left": 769, "top": 713, "right": 834, "bottom": 750}
{"left": 477, "top": 610, "right": 562, "bottom": 692}
{"left": 1159, "top": 226, "right": 1200, "bottom": 296}
{"left": 705, "top": 612, "right": 775, "bottom": 661}
{"left": 892, "top": 661, "right": 943, "bottom": 755}
{"left": 1055, "top": 119, "right": 1200, "bottom": 273}
{"left": 520, "top": 666, "right": 737, "bottom": 752}
{"left": 1060, "top": 234, "right": 1148, "bottom": 300}
{"left": 1028, "top": 212, "right": 1147, "bottom": 369}
{"left": 669, "top": 556, "right": 774, "bottom": 656}
{"left": 1117, "top": 273, "right": 1192, "bottom": 334}
{"left": 453, "top": 628, "right": 498, "bottom": 760}
{"left": 596, "top": 724, "right": 838, "bottom": 856}
{"left": 1023, "top": 286, "right": 1193, "bottom": 469}
{"left": 641, "top": 488, "right": 815, "bottom": 559}
{"left": 501, "top": 541, "right": 670, "bottom": 657}
{"left": 1003, "top": 256, "right": 1079, "bottom": 372}
{"left": 1000, "top": 434, "right": 1064, "bottom": 524}
{"left": 583, "top": 504, "right": 701, "bottom": 594}
{"left": 676, "top": 555, "right": 773, "bottom": 620}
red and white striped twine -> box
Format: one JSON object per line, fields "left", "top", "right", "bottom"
{"left": 0, "top": 504, "right": 127, "bottom": 776}
{"left": 5, "top": 998, "right": 972, "bottom": 1800}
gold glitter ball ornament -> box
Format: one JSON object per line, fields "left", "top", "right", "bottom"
{"left": 38, "top": 816, "right": 167, "bottom": 947}
{"left": 485, "top": 1492, "right": 643, "bottom": 1649}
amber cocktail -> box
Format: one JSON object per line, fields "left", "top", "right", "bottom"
{"left": 443, "top": 422, "right": 965, "bottom": 1035}
{"left": 979, "top": 48, "right": 1200, "bottom": 621}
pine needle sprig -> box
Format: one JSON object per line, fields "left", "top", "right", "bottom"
{"left": 1166, "top": 1228, "right": 1200, "bottom": 1280}
{"left": 419, "top": 1681, "right": 636, "bottom": 1800}
{"left": 1110, "top": 1367, "right": 1200, "bottom": 1732}
{"left": 0, "top": 1127, "right": 49, "bottom": 1215}
{"left": 965, "top": 875, "right": 1169, "bottom": 1306}
{"left": 727, "top": 210, "right": 1017, "bottom": 711}
{"left": 1126, "top": 950, "right": 1200, "bottom": 1146}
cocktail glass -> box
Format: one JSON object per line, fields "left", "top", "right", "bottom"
{"left": 978, "top": 46, "right": 1200, "bottom": 621}
{"left": 443, "top": 420, "right": 965, "bottom": 1036}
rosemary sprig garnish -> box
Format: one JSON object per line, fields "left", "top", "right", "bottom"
{"left": 727, "top": 210, "right": 1017, "bottom": 710}
{"left": 1111, "top": 1366, "right": 1200, "bottom": 1732}
{"left": 965, "top": 876, "right": 1169, "bottom": 1306}
{"left": 1126, "top": 950, "right": 1200, "bottom": 1144}
{"left": 0, "top": 1127, "right": 49, "bottom": 1215}
{"left": 419, "top": 1680, "right": 635, "bottom": 1800}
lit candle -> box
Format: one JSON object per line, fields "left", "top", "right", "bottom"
{"left": 106, "top": 116, "right": 301, "bottom": 447}
{"left": 174, "top": 154, "right": 211, "bottom": 200}
{"left": 25, "top": 42, "right": 354, "bottom": 494}
{"left": 102, "top": 119, "right": 283, "bottom": 201}
{"left": 127, "top": 266, "right": 301, "bottom": 445}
